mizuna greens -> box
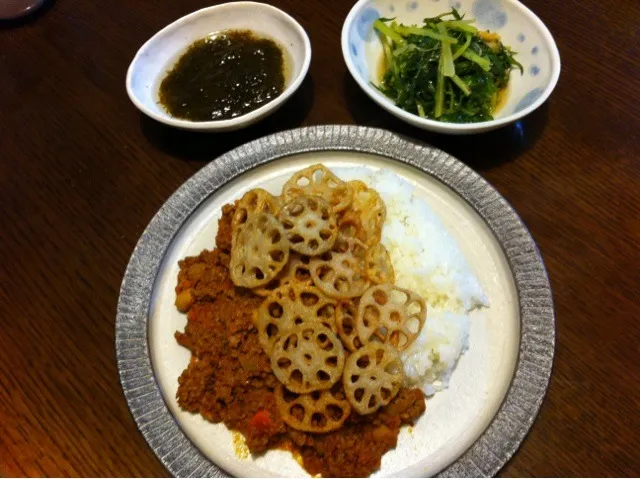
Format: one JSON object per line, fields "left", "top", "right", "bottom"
{"left": 374, "top": 9, "right": 523, "bottom": 123}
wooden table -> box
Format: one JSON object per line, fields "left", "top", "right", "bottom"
{"left": 1, "top": 0, "right": 639, "bottom": 476}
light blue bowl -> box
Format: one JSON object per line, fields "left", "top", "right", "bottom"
{"left": 342, "top": 0, "right": 560, "bottom": 134}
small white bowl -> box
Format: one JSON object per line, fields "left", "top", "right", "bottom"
{"left": 342, "top": 0, "right": 561, "bottom": 134}
{"left": 126, "top": 2, "right": 311, "bottom": 132}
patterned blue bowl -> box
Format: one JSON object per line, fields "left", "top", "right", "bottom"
{"left": 342, "top": 0, "right": 560, "bottom": 134}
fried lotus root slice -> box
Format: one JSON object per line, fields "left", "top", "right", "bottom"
{"left": 277, "top": 195, "right": 338, "bottom": 256}
{"left": 348, "top": 180, "right": 387, "bottom": 246}
{"left": 230, "top": 212, "right": 290, "bottom": 288}
{"left": 252, "top": 252, "right": 313, "bottom": 297}
{"left": 357, "top": 284, "right": 427, "bottom": 351}
{"left": 343, "top": 342, "right": 403, "bottom": 415}
{"left": 336, "top": 300, "right": 363, "bottom": 352}
{"left": 336, "top": 209, "right": 366, "bottom": 243}
{"left": 271, "top": 323, "right": 345, "bottom": 393}
{"left": 232, "top": 188, "right": 281, "bottom": 234}
{"left": 275, "top": 383, "right": 351, "bottom": 433}
{"left": 256, "top": 283, "right": 337, "bottom": 354}
{"left": 309, "top": 236, "right": 369, "bottom": 299}
{"left": 279, "top": 252, "right": 313, "bottom": 284}
{"left": 365, "top": 244, "right": 395, "bottom": 285}
{"left": 282, "top": 164, "right": 353, "bottom": 213}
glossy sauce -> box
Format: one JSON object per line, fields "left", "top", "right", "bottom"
{"left": 158, "top": 30, "right": 285, "bottom": 121}
{"left": 493, "top": 83, "right": 510, "bottom": 114}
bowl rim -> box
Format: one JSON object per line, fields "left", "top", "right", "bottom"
{"left": 125, "top": 1, "right": 311, "bottom": 131}
{"left": 341, "top": 0, "right": 561, "bottom": 132}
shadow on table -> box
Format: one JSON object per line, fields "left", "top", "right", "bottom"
{"left": 141, "top": 75, "right": 315, "bottom": 163}
{"left": 343, "top": 73, "right": 548, "bottom": 172}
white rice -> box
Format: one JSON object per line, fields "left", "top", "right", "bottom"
{"left": 340, "top": 167, "right": 489, "bottom": 396}
{"left": 401, "top": 310, "right": 471, "bottom": 396}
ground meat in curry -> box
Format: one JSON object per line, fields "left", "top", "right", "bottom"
{"left": 174, "top": 203, "right": 426, "bottom": 477}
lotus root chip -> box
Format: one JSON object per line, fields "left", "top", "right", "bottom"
{"left": 357, "top": 284, "right": 427, "bottom": 351}
{"left": 336, "top": 300, "right": 363, "bottom": 352}
{"left": 232, "top": 188, "right": 281, "bottom": 236}
{"left": 281, "top": 252, "right": 313, "bottom": 284}
{"left": 342, "top": 342, "right": 403, "bottom": 415}
{"left": 252, "top": 253, "right": 313, "bottom": 297}
{"left": 282, "top": 164, "right": 353, "bottom": 213}
{"left": 252, "top": 277, "right": 285, "bottom": 298}
{"left": 256, "top": 283, "right": 337, "bottom": 354}
{"left": 275, "top": 383, "right": 351, "bottom": 433}
{"left": 347, "top": 180, "right": 386, "bottom": 246}
{"left": 278, "top": 195, "right": 338, "bottom": 256}
{"left": 365, "top": 244, "right": 395, "bottom": 285}
{"left": 230, "top": 212, "right": 289, "bottom": 288}
{"left": 271, "top": 323, "right": 345, "bottom": 393}
{"left": 309, "top": 236, "right": 369, "bottom": 299}
{"left": 337, "top": 210, "right": 367, "bottom": 243}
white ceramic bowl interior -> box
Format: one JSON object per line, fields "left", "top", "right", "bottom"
{"left": 342, "top": 0, "right": 561, "bottom": 134}
{"left": 126, "top": 2, "right": 311, "bottom": 132}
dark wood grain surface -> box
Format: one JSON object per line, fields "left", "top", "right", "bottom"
{"left": 1, "top": 0, "right": 639, "bottom": 476}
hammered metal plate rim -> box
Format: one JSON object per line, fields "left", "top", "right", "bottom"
{"left": 116, "top": 125, "right": 555, "bottom": 478}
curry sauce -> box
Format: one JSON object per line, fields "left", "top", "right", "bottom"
{"left": 174, "top": 204, "right": 426, "bottom": 477}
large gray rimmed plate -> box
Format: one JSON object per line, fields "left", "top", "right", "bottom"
{"left": 116, "top": 125, "right": 554, "bottom": 478}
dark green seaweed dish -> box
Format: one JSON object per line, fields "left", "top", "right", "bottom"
{"left": 159, "top": 30, "right": 285, "bottom": 122}
{"left": 374, "top": 9, "right": 523, "bottom": 123}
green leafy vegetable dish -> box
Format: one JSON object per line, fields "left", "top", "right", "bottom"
{"left": 374, "top": 9, "right": 523, "bottom": 123}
